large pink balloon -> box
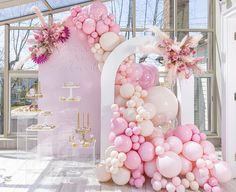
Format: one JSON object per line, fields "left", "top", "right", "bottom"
{"left": 82, "top": 18, "right": 96, "bottom": 34}
{"left": 166, "top": 136, "right": 183, "bottom": 154}
{"left": 145, "top": 86, "right": 178, "bottom": 124}
{"left": 138, "top": 142, "right": 155, "bottom": 162}
{"left": 156, "top": 151, "right": 182, "bottom": 178}
{"left": 180, "top": 155, "right": 193, "bottom": 175}
{"left": 114, "top": 135, "right": 132, "bottom": 153}
{"left": 174, "top": 125, "right": 193, "bottom": 143}
{"left": 129, "top": 64, "right": 143, "bottom": 82}
{"left": 88, "top": 1, "right": 108, "bottom": 20}
{"left": 210, "top": 161, "right": 232, "bottom": 183}
{"left": 138, "top": 63, "right": 159, "bottom": 89}
{"left": 182, "top": 141, "right": 203, "bottom": 161}
{"left": 200, "top": 140, "right": 215, "bottom": 155}
{"left": 193, "top": 167, "right": 209, "bottom": 186}
{"left": 111, "top": 117, "right": 128, "bottom": 135}
{"left": 144, "top": 158, "right": 157, "bottom": 177}
{"left": 125, "top": 150, "right": 141, "bottom": 170}
{"left": 109, "top": 24, "right": 120, "bottom": 33}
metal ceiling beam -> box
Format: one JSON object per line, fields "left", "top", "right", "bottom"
{"left": 41, "top": 0, "right": 52, "bottom": 10}
{"left": 0, "top": 0, "right": 110, "bottom": 26}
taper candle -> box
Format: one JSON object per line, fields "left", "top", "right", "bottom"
{"left": 87, "top": 112, "right": 90, "bottom": 128}
{"left": 82, "top": 112, "right": 84, "bottom": 128}
{"left": 77, "top": 112, "right": 80, "bottom": 128}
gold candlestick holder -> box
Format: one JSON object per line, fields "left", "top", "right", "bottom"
{"left": 69, "top": 112, "right": 96, "bottom": 148}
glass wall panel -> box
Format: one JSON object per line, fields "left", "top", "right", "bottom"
{"left": 9, "top": 29, "right": 38, "bottom": 70}
{"left": 136, "top": 0, "right": 174, "bottom": 29}
{"left": 10, "top": 77, "right": 38, "bottom": 135}
{"left": 177, "top": 0, "right": 212, "bottom": 29}
{"left": 0, "top": 26, "right": 4, "bottom": 135}
{"left": 105, "top": 0, "right": 133, "bottom": 29}
{"left": 194, "top": 76, "right": 212, "bottom": 133}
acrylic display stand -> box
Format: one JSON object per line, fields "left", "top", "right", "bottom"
{"left": 60, "top": 82, "right": 81, "bottom": 102}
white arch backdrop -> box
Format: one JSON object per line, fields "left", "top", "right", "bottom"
{"left": 100, "top": 36, "right": 194, "bottom": 159}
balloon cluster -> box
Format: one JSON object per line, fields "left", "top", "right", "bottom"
{"left": 95, "top": 55, "right": 232, "bottom": 191}
{"left": 70, "top": 1, "right": 124, "bottom": 71}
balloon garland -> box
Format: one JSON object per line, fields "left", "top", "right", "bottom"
{"left": 86, "top": 3, "right": 232, "bottom": 190}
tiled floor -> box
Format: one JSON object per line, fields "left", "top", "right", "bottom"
{"left": 0, "top": 151, "right": 235, "bottom": 192}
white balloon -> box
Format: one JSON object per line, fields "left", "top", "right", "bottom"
{"left": 111, "top": 167, "right": 131, "bottom": 185}
{"left": 123, "top": 108, "right": 137, "bottom": 122}
{"left": 99, "top": 32, "right": 120, "bottom": 51}
{"left": 138, "top": 120, "right": 154, "bottom": 137}
{"left": 120, "top": 83, "right": 135, "bottom": 99}
{"left": 95, "top": 163, "right": 112, "bottom": 182}
{"left": 145, "top": 86, "right": 178, "bottom": 122}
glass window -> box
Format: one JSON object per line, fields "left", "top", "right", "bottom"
{"left": 10, "top": 16, "right": 49, "bottom": 27}
{"left": 10, "top": 77, "right": 38, "bottom": 135}
{"left": 105, "top": 0, "right": 133, "bottom": 29}
{"left": 194, "top": 76, "right": 213, "bottom": 133}
{"left": 0, "top": 26, "right": 4, "bottom": 135}
{"left": 136, "top": 0, "right": 174, "bottom": 29}
{"left": 0, "top": 74, "right": 3, "bottom": 135}
{"left": 0, "top": 2, "right": 48, "bottom": 21}
{"left": 53, "top": 11, "right": 70, "bottom": 23}
{"left": 46, "top": 0, "right": 88, "bottom": 9}
{"left": 0, "top": 26, "right": 4, "bottom": 71}
{"left": 9, "top": 29, "right": 38, "bottom": 70}
{"left": 177, "top": 0, "right": 212, "bottom": 29}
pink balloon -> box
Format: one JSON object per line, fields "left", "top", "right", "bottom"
{"left": 108, "top": 132, "right": 116, "bottom": 143}
{"left": 182, "top": 141, "right": 203, "bottom": 161}
{"left": 111, "top": 117, "right": 128, "bottom": 135}
{"left": 88, "top": 1, "right": 108, "bottom": 20}
{"left": 129, "top": 64, "right": 143, "bottom": 81}
{"left": 138, "top": 63, "right": 159, "bottom": 89}
{"left": 125, "top": 150, "right": 141, "bottom": 170}
{"left": 174, "top": 125, "right": 193, "bottom": 143}
{"left": 144, "top": 158, "right": 157, "bottom": 177}
{"left": 82, "top": 18, "right": 96, "bottom": 34}
{"left": 193, "top": 168, "right": 210, "bottom": 186}
{"left": 180, "top": 155, "right": 193, "bottom": 175}
{"left": 138, "top": 142, "right": 155, "bottom": 162}
{"left": 156, "top": 151, "right": 182, "bottom": 178}
{"left": 96, "top": 20, "right": 109, "bottom": 35}
{"left": 114, "top": 134, "right": 132, "bottom": 153}
{"left": 165, "top": 128, "right": 175, "bottom": 138}
{"left": 166, "top": 136, "right": 183, "bottom": 154}
{"left": 109, "top": 24, "right": 120, "bottom": 33}
{"left": 210, "top": 161, "right": 232, "bottom": 183}
{"left": 201, "top": 140, "right": 215, "bottom": 155}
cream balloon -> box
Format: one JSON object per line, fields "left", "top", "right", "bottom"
{"left": 95, "top": 163, "right": 112, "bottom": 182}
{"left": 99, "top": 32, "right": 120, "bottom": 51}
{"left": 145, "top": 86, "right": 178, "bottom": 123}
{"left": 111, "top": 167, "right": 131, "bottom": 185}
{"left": 120, "top": 83, "right": 135, "bottom": 99}
{"left": 102, "top": 51, "right": 111, "bottom": 62}
{"left": 115, "top": 95, "right": 127, "bottom": 107}
{"left": 143, "top": 103, "right": 157, "bottom": 119}
{"left": 105, "top": 146, "right": 116, "bottom": 159}
{"left": 138, "top": 120, "right": 154, "bottom": 137}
